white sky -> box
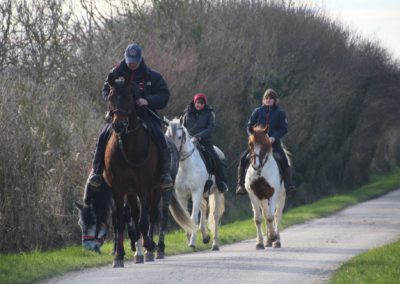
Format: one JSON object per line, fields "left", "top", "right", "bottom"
{"left": 308, "top": 0, "right": 400, "bottom": 60}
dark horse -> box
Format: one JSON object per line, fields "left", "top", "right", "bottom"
{"left": 103, "top": 78, "right": 194, "bottom": 267}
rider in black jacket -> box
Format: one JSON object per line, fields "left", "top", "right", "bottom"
{"left": 182, "top": 93, "right": 228, "bottom": 193}
{"left": 85, "top": 43, "right": 173, "bottom": 200}
{"left": 236, "top": 89, "right": 296, "bottom": 196}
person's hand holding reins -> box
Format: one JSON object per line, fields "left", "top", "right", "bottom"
{"left": 136, "top": 98, "right": 149, "bottom": 107}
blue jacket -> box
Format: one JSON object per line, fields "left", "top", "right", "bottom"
{"left": 102, "top": 59, "right": 170, "bottom": 113}
{"left": 247, "top": 105, "right": 288, "bottom": 142}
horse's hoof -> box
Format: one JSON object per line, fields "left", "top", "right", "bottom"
{"left": 112, "top": 259, "right": 124, "bottom": 268}
{"left": 189, "top": 244, "right": 196, "bottom": 250}
{"left": 256, "top": 243, "right": 265, "bottom": 250}
{"left": 145, "top": 251, "right": 155, "bottom": 262}
{"left": 203, "top": 235, "right": 211, "bottom": 244}
{"left": 134, "top": 255, "right": 144, "bottom": 264}
{"left": 156, "top": 251, "right": 165, "bottom": 259}
{"left": 265, "top": 240, "right": 273, "bottom": 247}
{"left": 211, "top": 245, "right": 219, "bottom": 251}
{"left": 273, "top": 241, "right": 281, "bottom": 248}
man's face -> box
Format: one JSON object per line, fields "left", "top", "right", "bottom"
{"left": 127, "top": 62, "right": 139, "bottom": 70}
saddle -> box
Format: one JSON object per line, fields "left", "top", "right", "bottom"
{"left": 196, "top": 144, "right": 215, "bottom": 174}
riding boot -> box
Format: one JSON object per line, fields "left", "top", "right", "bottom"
{"left": 235, "top": 163, "right": 247, "bottom": 195}
{"left": 284, "top": 167, "right": 296, "bottom": 197}
{"left": 160, "top": 148, "right": 174, "bottom": 191}
{"left": 87, "top": 143, "right": 104, "bottom": 190}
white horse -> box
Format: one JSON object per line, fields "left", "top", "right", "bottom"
{"left": 245, "top": 125, "right": 287, "bottom": 249}
{"left": 165, "top": 117, "right": 225, "bottom": 250}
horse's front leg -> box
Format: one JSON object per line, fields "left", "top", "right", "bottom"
{"left": 249, "top": 193, "right": 264, "bottom": 250}
{"left": 139, "top": 196, "right": 156, "bottom": 254}
{"left": 189, "top": 191, "right": 203, "bottom": 248}
{"left": 112, "top": 201, "right": 126, "bottom": 268}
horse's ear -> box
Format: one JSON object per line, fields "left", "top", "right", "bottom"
{"left": 74, "top": 201, "right": 84, "bottom": 211}
{"left": 179, "top": 116, "right": 184, "bottom": 125}
{"left": 263, "top": 125, "right": 269, "bottom": 134}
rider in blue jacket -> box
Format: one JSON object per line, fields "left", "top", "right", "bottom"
{"left": 236, "top": 89, "right": 296, "bottom": 196}
{"left": 84, "top": 43, "right": 173, "bottom": 202}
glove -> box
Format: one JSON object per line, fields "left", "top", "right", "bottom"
{"left": 190, "top": 137, "right": 198, "bottom": 143}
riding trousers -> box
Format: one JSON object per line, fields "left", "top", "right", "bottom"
{"left": 200, "top": 140, "right": 227, "bottom": 183}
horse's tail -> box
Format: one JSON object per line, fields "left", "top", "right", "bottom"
{"left": 169, "top": 191, "right": 197, "bottom": 233}
{"left": 207, "top": 193, "right": 225, "bottom": 232}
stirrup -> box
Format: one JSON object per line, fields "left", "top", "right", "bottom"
{"left": 88, "top": 173, "right": 102, "bottom": 188}
{"left": 235, "top": 184, "right": 247, "bottom": 195}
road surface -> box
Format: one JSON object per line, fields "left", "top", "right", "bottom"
{"left": 43, "top": 189, "right": 400, "bottom": 284}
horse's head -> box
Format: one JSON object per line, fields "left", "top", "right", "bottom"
{"left": 107, "top": 78, "right": 136, "bottom": 134}
{"left": 75, "top": 202, "right": 106, "bottom": 253}
{"left": 248, "top": 125, "right": 272, "bottom": 170}
{"left": 165, "top": 117, "right": 191, "bottom": 153}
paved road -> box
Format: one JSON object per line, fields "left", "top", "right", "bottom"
{"left": 43, "top": 189, "right": 400, "bottom": 284}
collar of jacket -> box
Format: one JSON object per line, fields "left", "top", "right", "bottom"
{"left": 262, "top": 105, "right": 278, "bottom": 111}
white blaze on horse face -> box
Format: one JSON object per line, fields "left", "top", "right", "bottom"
{"left": 253, "top": 144, "right": 262, "bottom": 168}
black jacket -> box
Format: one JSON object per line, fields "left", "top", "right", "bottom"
{"left": 183, "top": 102, "right": 215, "bottom": 143}
{"left": 102, "top": 59, "right": 170, "bottom": 113}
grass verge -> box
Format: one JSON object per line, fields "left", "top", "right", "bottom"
{"left": 1, "top": 168, "right": 399, "bottom": 284}
{"left": 329, "top": 240, "right": 400, "bottom": 284}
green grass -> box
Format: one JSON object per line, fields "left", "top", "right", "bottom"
{"left": 1, "top": 168, "right": 400, "bottom": 284}
{"left": 329, "top": 240, "right": 400, "bottom": 284}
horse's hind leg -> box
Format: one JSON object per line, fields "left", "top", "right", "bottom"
{"left": 157, "top": 190, "right": 171, "bottom": 259}
{"left": 200, "top": 197, "right": 210, "bottom": 245}
{"left": 209, "top": 193, "right": 223, "bottom": 251}
{"left": 272, "top": 188, "right": 286, "bottom": 248}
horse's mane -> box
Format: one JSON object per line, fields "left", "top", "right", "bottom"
{"left": 250, "top": 124, "right": 292, "bottom": 167}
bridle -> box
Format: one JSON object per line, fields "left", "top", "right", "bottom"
{"left": 175, "top": 126, "right": 196, "bottom": 161}
{"left": 109, "top": 91, "right": 150, "bottom": 168}
{"left": 250, "top": 144, "right": 270, "bottom": 175}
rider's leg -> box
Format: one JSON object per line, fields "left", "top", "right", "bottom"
{"left": 204, "top": 142, "right": 228, "bottom": 193}
{"left": 87, "top": 124, "right": 110, "bottom": 189}
{"left": 151, "top": 123, "right": 174, "bottom": 191}
{"left": 236, "top": 149, "right": 249, "bottom": 195}
{"left": 273, "top": 144, "right": 296, "bottom": 197}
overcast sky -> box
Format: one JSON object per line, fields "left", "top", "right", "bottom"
{"left": 308, "top": 0, "right": 400, "bottom": 60}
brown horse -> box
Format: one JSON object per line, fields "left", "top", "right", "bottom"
{"left": 104, "top": 78, "right": 165, "bottom": 268}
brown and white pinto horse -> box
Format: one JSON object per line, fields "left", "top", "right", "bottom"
{"left": 245, "top": 125, "right": 286, "bottom": 250}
